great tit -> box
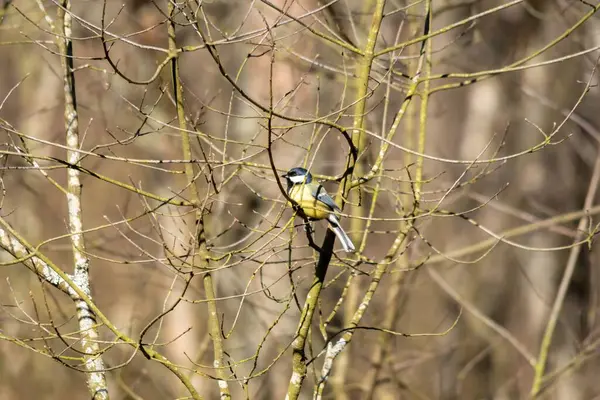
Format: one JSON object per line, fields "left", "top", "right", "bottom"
{"left": 281, "top": 167, "right": 355, "bottom": 252}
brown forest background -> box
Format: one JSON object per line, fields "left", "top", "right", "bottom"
{"left": 1, "top": 0, "right": 600, "bottom": 399}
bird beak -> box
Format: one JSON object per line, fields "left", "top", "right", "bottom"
{"left": 281, "top": 173, "right": 288, "bottom": 178}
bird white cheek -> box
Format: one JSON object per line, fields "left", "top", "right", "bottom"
{"left": 289, "top": 175, "right": 307, "bottom": 184}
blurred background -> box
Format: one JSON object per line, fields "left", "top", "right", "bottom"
{"left": 1, "top": 0, "right": 600, "bottom": 399}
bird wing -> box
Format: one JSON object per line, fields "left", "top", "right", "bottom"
{"left": 312, "top": 184, "right": 341, "bottom": 212}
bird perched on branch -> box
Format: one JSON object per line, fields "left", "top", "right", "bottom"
{"left": 281, "top": 167, "right": 355, "bottom": 252}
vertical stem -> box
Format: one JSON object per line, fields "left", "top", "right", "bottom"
{"left": 332, "top": 0, "right": 379, "bottom": 394}
{"left": 287, "top": 234, "right": 336, "bottom": 400}
{"left": 167, "top": 3, "right": 230, "bottom": 399}
{"left": 530, "top": 151, "right": 600, "bottom": 397}
{"left": 364, "top": 270, "right": 405, "bottom": 398}
{"left": 350, "top": 0, "right": 385, "bottom": 149}
{"left": 316, "top": 2, "right": 434, "bottom": 397}
{"left": 361, "top": 0, "right": 432, "bottom": 392}
{"left": 414, "top": 1, "right": 431, "bottom": 200}
{"left": 285, "top": 2, "right": 390, "bottom": 398}
{"left": 56, "top": 1, "right": 109, "bottom": 398}
{"left": 330, "top": 277, "right": 357, "bottom": 400}
{"left": 312, "top": 2, "right": 387, "bottom": 399}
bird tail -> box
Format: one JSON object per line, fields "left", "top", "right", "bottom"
{"left": 327, "top": 214, "right": 355, "bottom": 253}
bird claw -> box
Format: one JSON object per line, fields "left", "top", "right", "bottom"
{"left": 303, "top": 222, "right": 314, "bottom": 235}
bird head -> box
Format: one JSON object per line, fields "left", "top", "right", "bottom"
{"left": 282, "top": 167, "right": 312, "bottom": 188}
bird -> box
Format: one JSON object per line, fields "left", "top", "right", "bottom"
{"left": 281, "top": 167, "right": 355, "bottom": 252}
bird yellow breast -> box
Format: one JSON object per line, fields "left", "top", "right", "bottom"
{"left": 288, "top": 185, "right": 331, "bottom": 220}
